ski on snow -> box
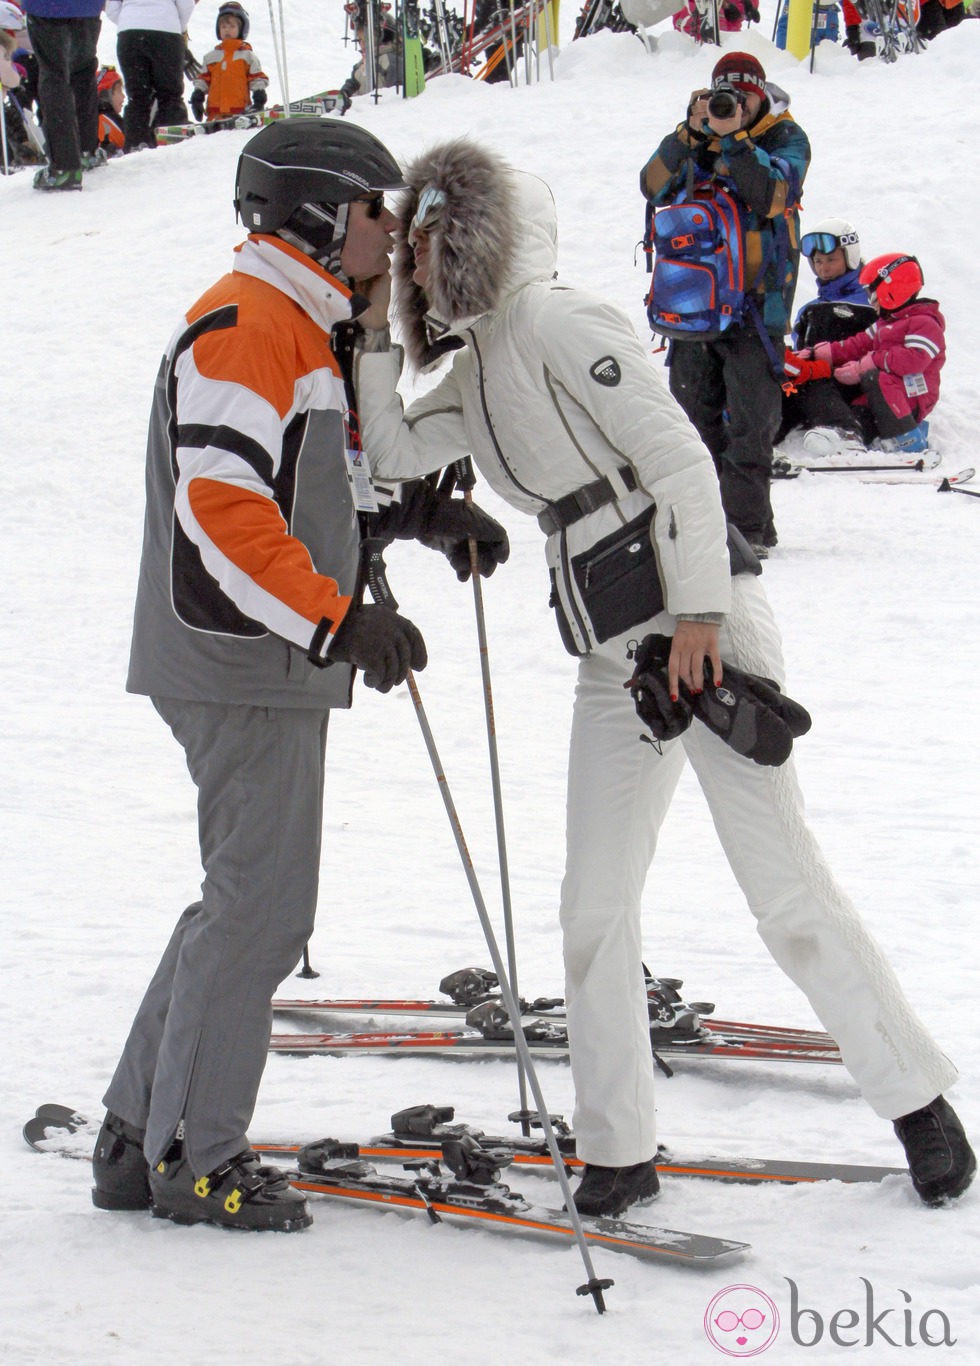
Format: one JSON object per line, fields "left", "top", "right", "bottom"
{"left": 155, "top": 91, "right": 348, "bottom": 145}
{"left": 24, "top": 1103, "right": 907, "bottom": 1191}
{"left": 271, "top": 968, "right": 842, "bottom": 1065}
{"left": 22, "top": 1106, "right": 751, "bottom": 1268}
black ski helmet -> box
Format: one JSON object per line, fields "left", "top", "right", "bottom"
{"left": 216, "top": 1, "right": 249, "bottom": 39}
{"left": 235, "top": 118, "right": 406, "bottom": 277}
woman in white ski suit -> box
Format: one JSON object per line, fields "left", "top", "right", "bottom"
{"left": 354, "top": 139, "right": 958, "bottom": 1180}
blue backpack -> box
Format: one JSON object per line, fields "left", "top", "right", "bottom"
{"left": 643, "top": 179, "right": 751, "bottom": 341}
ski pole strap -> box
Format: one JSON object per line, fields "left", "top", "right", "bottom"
{"left": 537, "top": 466, "right": 639, "bottom": 535}
{"left": 437, "top": 457, "right": 476, "bottom": 496}
{"left": 361, "top": 536, "right": 399, "bottom": 611}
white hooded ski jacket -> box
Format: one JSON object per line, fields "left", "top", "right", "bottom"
{"left": 356, "top": 141, "right": 733, "bottom": 654}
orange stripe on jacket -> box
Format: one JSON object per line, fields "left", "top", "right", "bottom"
{"left": 187, "top": 478, "right": 352, "bottom": 632}
{"left": 185, "top": 267, "right": 341, "bottom": 420}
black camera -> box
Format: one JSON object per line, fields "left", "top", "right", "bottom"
{"left": 707, "top": 81, "right": 746, "bottom": 121}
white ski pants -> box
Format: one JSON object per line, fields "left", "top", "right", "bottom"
{"left": 561, "top": 573, "right": 958, "bottom": 1166}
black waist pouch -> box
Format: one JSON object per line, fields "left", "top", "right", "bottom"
{"left": 570, "top": 509, "right": 665, "bottom": 645}
{"left": 556, "top": 509, "right": 761, "bottom": 654}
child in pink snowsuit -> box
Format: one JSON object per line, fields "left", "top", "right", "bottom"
{"left": 809, "top": 252, "right": 945, "bottom": 453}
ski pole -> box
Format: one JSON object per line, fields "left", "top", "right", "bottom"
{"left": 938, "top": 478, "right": 980, "bottom": 500}
{"left": 266, "top": 0, "right": 289, "bottom": 111}
{"left": 444, "top": 461, "right": 532, "bottom": 1136}
{"left": 1, "top": 85, "right": 10, "bottom": 177}
{"left": 366, "top": 551, "right": 614, "bottom": 1314}
{"left": 296, "top": 945, "right": 320, "bottom": 978}
{"left": 799, "top": 458, "right": 938, "bottom": 474}
{"left": 277, "top": 0, "right": 290, "bottom": 108}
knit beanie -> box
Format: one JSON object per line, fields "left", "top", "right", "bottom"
{"left": 711, "top": 51, "right": 767, "bottom": 98}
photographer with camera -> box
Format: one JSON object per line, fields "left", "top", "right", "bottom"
{"left": 641, "top": 52, "right": 810, "bottom": 557}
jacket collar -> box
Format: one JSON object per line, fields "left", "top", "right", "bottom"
{"left": 233, "top": 235, "right": 354, "bottom": 333}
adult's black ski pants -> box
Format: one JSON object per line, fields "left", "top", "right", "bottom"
{"left": 26, "top": 14, "right": 100, "bottom": 172}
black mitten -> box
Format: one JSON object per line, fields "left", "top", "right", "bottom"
{"left": 689, "top": 659, "right": 811, "bottom": 766}
{"left": 628, "top": 634, "right": 693, "bottom": 743}
{"left": 250, "top": 87, "right": 267, "bottom": 109}
{"left": 189, "top": 88, "right": 206, "bottom": 121}
{"left": 418, "top": 495, "right": 510, "bottom": 581}
{"left": 629, "top": 634, "right": 811, "bottom": 765}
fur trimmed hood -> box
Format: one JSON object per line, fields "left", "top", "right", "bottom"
{"left": 392, "top": 139, "right": 558, "bottom": 370}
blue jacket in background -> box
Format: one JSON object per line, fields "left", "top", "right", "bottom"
{"left": 23, "top": 0, "right": 105, "bottom": 18}
{"left": 792, "top": 267, "right": 871, "bottom": 347}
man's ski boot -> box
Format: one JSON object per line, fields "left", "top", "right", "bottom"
{"left": 92, "top": 1112, "right": 152, "bottom": 1211}
{"left": 894, "top": 1096, "right": 976, "bottom": 1206}
{"left": 573, "top": 1157, "right": 660, "bottom": 1217}
{"left": 150, "top": 1143, "right": 312, "bottom": 1231}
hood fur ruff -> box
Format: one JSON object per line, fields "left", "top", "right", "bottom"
{"left": 394, "top": 139, "right": 556, "bottom": 371}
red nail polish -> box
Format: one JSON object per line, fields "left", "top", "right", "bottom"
{"left": 670, "top": 694, "right": 678, "bottom": 703}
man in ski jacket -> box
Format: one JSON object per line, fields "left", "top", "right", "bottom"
{"left": 353, "top": 137, "right": 974, "bottom": 1217}
{"left": 641, "top": 51, "right": 810, "bottom": 555}
{"left": 92, "top": 120, "right": 508, "bottom": 1234}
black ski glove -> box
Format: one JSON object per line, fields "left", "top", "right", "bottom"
{"left": 330, "top": 604, "right": 427, "bottom": 693}
{"left": 189, "top": 88, "right": 206, "bottom": 121}
{"left": 627, "top": 633, "right": 693, "bottom": 743}
{"left": 629, "top": 633, "right": 811, "bottom": 766}
{"left": 417, "top": 495, "right": 510, "bottom": 581}
{"left": 249, "top": 87, "right": 267, "bottom": 109}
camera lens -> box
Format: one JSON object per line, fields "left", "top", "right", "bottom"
{"left": 708, "top": 89, "right": 738, "bottom": 120}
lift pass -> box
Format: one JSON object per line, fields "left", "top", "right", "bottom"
{"left": 344, "top": 445, "right": 380, "bottom": 513}
{"left": 903, "top": 372, "right": 929, "bottom": 398}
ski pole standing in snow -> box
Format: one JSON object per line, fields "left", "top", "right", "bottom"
{"left": 362, "top": 543, "right": 614, "bottom": 1312}
{"left": 444, "top": 455, "right": 532, "bottom": 1134}
{"left": 265, "top": 0, "right": 288, "bottom": 107}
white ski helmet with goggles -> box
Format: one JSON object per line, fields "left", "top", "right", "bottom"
{"left": 801, "top": 218, "right": 862, "bottom": 272}
{"left": 235, "top": 118, "right": 405, "bottom": 279}
{"left": 0, "top": 0, "right": 25, "bottom": 33}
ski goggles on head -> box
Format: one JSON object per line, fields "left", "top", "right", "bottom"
{"left": 801, "top": 230, "right": 857, "bottom": 257}
{"left": 408, "top": 185, "right": 447, "bottom": 247}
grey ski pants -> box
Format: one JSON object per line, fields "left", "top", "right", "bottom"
{"left": 104, "top": 698, "right": 330, "bottom": 1176}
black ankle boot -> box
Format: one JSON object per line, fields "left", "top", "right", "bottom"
{"left": 894, "top": 1096, "right": 976, "bottom": 1206}
{"left": 573, "top": 1158, "right": 660, "bottom": 1217}
{"left": 92, "top": 1112, "right": 151, "bottom": 1210}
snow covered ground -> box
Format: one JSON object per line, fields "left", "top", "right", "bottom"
{"left": 3, "top": 4, "right": 979, "bottom": 1362}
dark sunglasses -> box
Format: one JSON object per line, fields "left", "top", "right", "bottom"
{"left": 356, "top": 193, "right": 386, "bottom": 220}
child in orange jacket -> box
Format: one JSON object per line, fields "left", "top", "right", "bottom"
{"left": 190, "top": 1, "right": 267, "bottom": 121}
{"left": 97, "top": 64, "right": 126, "bottom": 155}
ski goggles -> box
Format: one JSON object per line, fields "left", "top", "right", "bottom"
{"left": 408, "top": 185, "right": 447, "bottom": 247}
{"left": 801, "top": 230, "right": 858, "bottom": 257}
